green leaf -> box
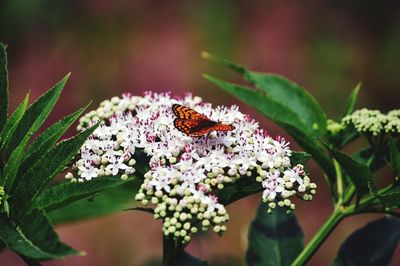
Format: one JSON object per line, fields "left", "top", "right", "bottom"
{"left": 4, "top": 74, "right": 70, "bottom": 158}
{"left": 246, "top": 72, "right": 327, "bottom": 136}
{"left": 326, "top": 145, "right": 374, "bottom": 196}
{"left": 352, "top": 146, "right": 387, "bottom": 173}
{"left": 246, "top": 202, "right": 303, "bottom": 266}
{"left": 204, "top": 75, "right": 308, "bottom": 133}
{"left": 388, "top": 137, "right": 400, "bottom": 176}
{"left": 0, "top": 93, "right": 29, "bottom": 151}
{"left": 334, "top": 217, "right": 400, "bottom": 266}
{"left": 289, "top": 151, "right": 311, "bottom": 167}
{"left": 48, "top": 178, "right": 142, "bottom": 224}
{"left": 0, "top": 43, "right": 9, "bottom": 133}
{"left": 342, "top": 82, "right": 361, "bottom": 117}
{"left": 2, "top": 136, "right": 29, "bottom": 191}
{"left": 36, "top": 176, "right": 137, "bottom": 212}
{"left": 0, "top": 209, "right": 78, "bottom": 260}
{"left": 17, "top": 104, "right": 89, "bottom": 177}
{"left": 218, "top": 179, "right": 262, "bottom": 206}
{"left": 376, "top": 186, "right": 400, "bottom": 209}
{"left": 202, "top": 52, "right": 327, "bottom": 136}
{"left": 11, "top": 126, "right": 97, "bottom": 218}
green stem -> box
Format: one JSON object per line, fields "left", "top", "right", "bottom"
{"left": 334, "top": 159, "right": 344, "bottom": 203}
{"left": 162, "top": 236, "right": 176, "bottom": 266}
{"left": 343, "top": 185, "right": 356, "bottom": 205}
{"left": 291, "top": 207, "right": 345, "bottom": 266}
{"left": 162, "top": 235, "right": 188, "bottom": 266}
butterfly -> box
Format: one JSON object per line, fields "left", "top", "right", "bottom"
{"left": 172, "top": 104, "right": 235, "bottom": 137}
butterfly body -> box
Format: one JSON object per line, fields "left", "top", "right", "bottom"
{"left": 172, "top": 104, "right": 235, "bottom": 137}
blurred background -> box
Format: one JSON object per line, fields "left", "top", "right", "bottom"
{"left": 1, "top": 0, "right": 399, "bottom": 265}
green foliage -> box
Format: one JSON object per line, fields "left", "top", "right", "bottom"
{"left": 3, "top": 74, "right": 69, "bottom": 159}
{"left": 388, "top": 137, "right": 400, "bottom": 176}
{"left": 0, "top": 93, "right": 29, "bottom": 151}
{"left": 246, "top": 202, "right": 303, "bottom": 266}
{"left": 0, "top": 45, "right": 141, "bottom": 263}
{"left": 47, "top": 178, "right": 142, "bottom": 224}
{"left": 326, "top": 145, "right": 374, "bottom": 196}
{"left": 334, "top": 217, "right": 400, "bottom": 266}
{"left": 0, "top": 210, "right": 77, "bottom": 260}
{"left": 343, "top": 82, "right": 361, "bottom": 117}
{"left": 18, "top": 104, "right": 89, "bottom": 178}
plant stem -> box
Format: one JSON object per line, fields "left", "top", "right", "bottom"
{"left": 334, "top": 159, "right": 344, "bottom": 203}
{"left": 162, "top": 235, "right": 187, "bottom": 266}
{"left": 162, "top": 236, "right": 176, "bottom": 266}
{"left": 291, "top": 206, "right": 344, "bottom": 266}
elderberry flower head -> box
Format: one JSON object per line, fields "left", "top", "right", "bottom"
{"left": 342, "top": 108, "right": 400, "bottom": 136}
{"left": 68, "top": 92, "right": 316, "bottom": 243}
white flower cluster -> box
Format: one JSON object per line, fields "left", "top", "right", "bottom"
{"left": 69, "top": 92, "right": 315, "bottom": 243}
{"left": 386, "top": 110, "right": 400, "bottom": 134}
{"left": 342, "top": 108, "right": 400, "bottom": 136}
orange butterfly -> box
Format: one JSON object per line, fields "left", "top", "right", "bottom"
{"left": 172, "top": 104, "right": 235, "bottom": 137}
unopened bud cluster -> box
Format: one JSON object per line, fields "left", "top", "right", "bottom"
{"left": 342, "top": 108, "right": 400, "bottom": 136}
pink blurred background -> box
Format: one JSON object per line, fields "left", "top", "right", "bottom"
{"left": 1, "top": 1, "right": 399, "bottom": 265}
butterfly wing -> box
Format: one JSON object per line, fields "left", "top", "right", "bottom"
{"left": 172, "top": 104, "right": 209, "bottom": 120}
{"left": 174, "top": 118, "right": 207, "bottom": 136}
{"left": 188, "top": 123, "right": 235, "bottom": 137}
{"left": 209, "top": 123, "right": 235, "bottom": 132}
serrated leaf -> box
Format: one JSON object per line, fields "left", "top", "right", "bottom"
{"left": 0, "top": 43, "right": 9, "bottom": 133}
{"left": 17, "top": 104, "right": 89, "bottom": 177}
{"left": 388, "top": 137, "right": 400, "bottom": 176}
{"left": 202, "top": 52, "right": 327, "bottom": 136}
{"left": 36, "top": 175, "right": 137, "bottom": 212}
{"left": 0, "top": 93, "right": 29, "bottom": 150}
{"left": 342, "top": 82, "right": 361, "bottom": 117}
{"left": 4, "top": 74, "right": 70, "bottom": 158}
{"left": 11, "top": 126, "right": 97, "bottom": 218}
{"left": 48, "top": 178, "right": 141, "bottom": 224}
{"left": 334, "top": 217, "right": 400, "bottom": 266}
{"left": 203, "top": 74, "right": 309, "bottom": 133}
{"left": 326, "top": 145, "right": 374, "bottom": 195}
{"left": 2, "top": 136, "right": 29, "bottom": 191}
{"left": 246, "top": 202, "right": 303, "bottom": 266}
{"left": 0, "top": 209, "right": 77, "bottom": 260}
